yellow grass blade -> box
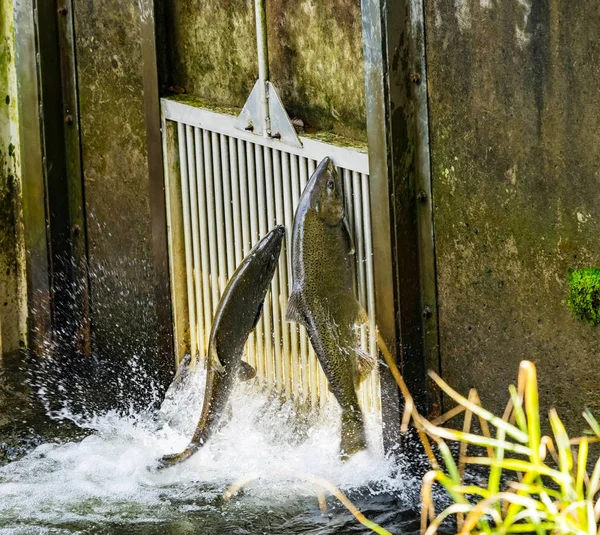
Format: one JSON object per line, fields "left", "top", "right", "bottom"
{"left": 428, "top": 370, "right": 528, "bottom": 443}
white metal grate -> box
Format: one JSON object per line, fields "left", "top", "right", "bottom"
{"left": 161, "top": 98, "right": 381, "bottom": 416}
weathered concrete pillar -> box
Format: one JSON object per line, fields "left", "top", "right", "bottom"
{"left": 425, "top": 0, "right": 600, "bottom": 429}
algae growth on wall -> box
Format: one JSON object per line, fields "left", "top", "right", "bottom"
{"left": 164, "top": 0, "right": 366, "bottom": 140}
{"left": 72, "top": 0, "right": 165, "bottom": 394}
{"left": 425, "top": 0, "right": 600, "bottom": 430}
{"left": 0, "top": 0, "right": 26, "bottom": 359}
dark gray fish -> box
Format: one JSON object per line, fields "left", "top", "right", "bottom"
{"left": 286, "top": 157, "right": 373, "bottom": 458}
{"left": 159, "top": 225, "right": 285, "bottom": 466}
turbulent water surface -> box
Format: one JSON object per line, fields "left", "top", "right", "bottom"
{"left": 0, "top": 361, "right": 425, "bottom": 534}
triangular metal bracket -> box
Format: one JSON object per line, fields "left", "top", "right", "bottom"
{"left": 235, "top": 80, "right": 302, "bottom": 148}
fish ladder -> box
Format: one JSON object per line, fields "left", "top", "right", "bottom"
{"left": 161, "top": 0, "right": 381, "bottom": 426}
{"left": 161, "top": 100, "right": 381, "bottom": 420}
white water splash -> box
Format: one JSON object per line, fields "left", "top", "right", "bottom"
{"left": 0, "top": 367, "right": 409, "bottom": 531}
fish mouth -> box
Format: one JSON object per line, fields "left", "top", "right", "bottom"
{"left": 256, "top": 225, "right": 285, "bottom": 271}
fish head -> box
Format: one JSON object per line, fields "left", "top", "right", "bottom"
{"left": 241, "top": 225, "right": 285, "bottom": 307}
{"left": 306, "top": 157, "right": 345, "bottom": 226}
{"left": 252, "top": 225, "right": 285, "bottom": 276}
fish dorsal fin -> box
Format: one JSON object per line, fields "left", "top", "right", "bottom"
{"left": 342, "top": 216, "right": 355, "bottom": 255}
{"left": 238, "top": 361, "right": 257, "bottom": 381}
{"left": 286, "top": 291, "right": 307, "bottom": 326}
{"left": 356, "top": 347, "right": 376, "bottom": 385}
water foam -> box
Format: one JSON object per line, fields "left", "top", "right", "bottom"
{"left": 0, "top": 366, "right": 413, "bottom": 532}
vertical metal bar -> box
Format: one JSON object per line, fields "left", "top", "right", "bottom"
{"left": 290, "top": 154, "right": 307, "bottom": 404}
{"left": 256, "top": 145, "right": 273, "bottom": 386}
{"left": 229, "top": 138, "right": 243, "bottom": 268}
{"left": 238, "top": 140, "right": 256, "bottom": 372}
{"left": 272, "top": 150, "right": 288, "bottom": 395}
{"left": 352, "top": 171, "right": 368, "bottom": 308}
{"left": 162, "top": 117, "right": 188, "bottom": 363}
{"left": 14, "top": 0, "right": 52, "bottom": 353}
{"left": 220, "top": 136, "right": 236, "bottom": 278}
{"left": 247, "top": 142, "right": 264, "bottom": 382}
{"left": 362, "top": 172, "right": 378, "bottom": 414}
{"left": 185, "top": 125, "right": 204, "bottom": 357}
{"left": 280, "top": 151, "right": 296, "bottom": 398}
{"left": 254, "top": 0, "right": 270, "bottom": 136}
{"left": 211, "top": 132, "right": 227, "bottom": 295}
{"left": 140, "top": 0, "right": 174, "bottom": 382}
{"left": 177, "top": 125, "right": 197, "bottom": 356}
{"left": 410, "top": 0, "right": 441, "bottom": 398}
{"left": 56, "top": 0, "right": 91, "bottom": 359}
{"left": 264, "top": 147, "right": 281, "bottom": 391}
{"left": 361, "top": 0, "right": 440, "bottom": 447}
{"left": 202, "top": 130, "right": 220, "bottom": 315}
{"left": 238, "top": 140, "right": 251, "bottom": 256}
{"left": 194, "top": 128, "right": 212, "bottom": 354}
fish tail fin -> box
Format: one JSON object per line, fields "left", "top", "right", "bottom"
{"left": 340, "top": 407, "right": 367, "bottom": 460}
{"left": 286, "top": 291, "right": 306, "bottom": 326}
{"left": 157, "top": 444, "right": 199, "bottom": 469}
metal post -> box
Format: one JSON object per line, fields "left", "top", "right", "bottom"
{"left": 13, "top": 0, "right": 51, "bottom": 354}
{"left": 141, "top": 0, "right": 175, "bottom": 384}
{"left": 361, "top": 0, "right": 441, "bottom": 449}
{"left": 254, "top": 0, "right": 270, "bottom": 137}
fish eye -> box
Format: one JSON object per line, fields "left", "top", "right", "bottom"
{"left": 327, "top": 178, "right": 335, "bottom": 191}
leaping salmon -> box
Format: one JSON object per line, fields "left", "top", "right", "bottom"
{"left": 286, "top": 157, "right": 374, "bottom": 459}
{"left": 158, "top": 225, "right": 285, "bottom": 467}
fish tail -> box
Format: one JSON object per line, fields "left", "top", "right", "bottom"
{"left": 339, "top": 406, "right": 368, "bottom": 459}
{"left": 157, "top": 444, "right": 199, "bottom": 468}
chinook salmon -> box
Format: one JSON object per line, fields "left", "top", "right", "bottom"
{"left": 286, "top": 157, "right": 373, "bottom": 458}
{"left": 159, "top": 225, "right": 285, "bottom": 467}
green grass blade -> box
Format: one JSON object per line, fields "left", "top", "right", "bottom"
{"left": 583, "top": 409, "right": 600, "bottom": 438}
{"left": 587, "top": 456, "right": 600, "bottom": 500}
{"left": 509, "top": 384, "right": 528, "bottom": 434}
{"left": 488, "top": 426, "right": 506, "bottom": 498}
{"left": 549, "top": 408, "right": 573, "bottom": 478}
{"left": 438, "top": 440, "right": 460, "bottom": 483}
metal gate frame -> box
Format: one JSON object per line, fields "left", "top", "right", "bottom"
{"left": 160, "top": 98, "right": 381, "bottom": 417}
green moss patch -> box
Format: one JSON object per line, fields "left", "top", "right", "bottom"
{"left": 568, "top": 268, "right": 600, "bottom": 326}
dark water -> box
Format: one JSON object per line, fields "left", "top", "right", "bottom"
{"left": 0, "top": 357, "right": 426, "bottom": 535}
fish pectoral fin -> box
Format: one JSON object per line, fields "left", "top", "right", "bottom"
{"left": 356, "top": 347, "right": 376, "bottom": 384}
{"left": 286, "top": 291, "right": 306, "bottom": 326}
{"left": 238, "top": 361, "right": 257, "bottom": 381}
{"left": 210, "top": 345, "right": 226, "bottom": 377}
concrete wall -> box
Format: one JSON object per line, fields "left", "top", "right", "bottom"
{"left": 0, "top": 0, "right": 27, "bottom": 428}
{"left": 165, "top": 0, "right": 366, "bottom": 140}
{"left": 0, "top": 0, "right": 26, "bottom": 359}
{"left": 72, "top": 1, "right": 163, "bottom": 396}
{"left": 425, "top": 0, "right": 600, "bottom": 429}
